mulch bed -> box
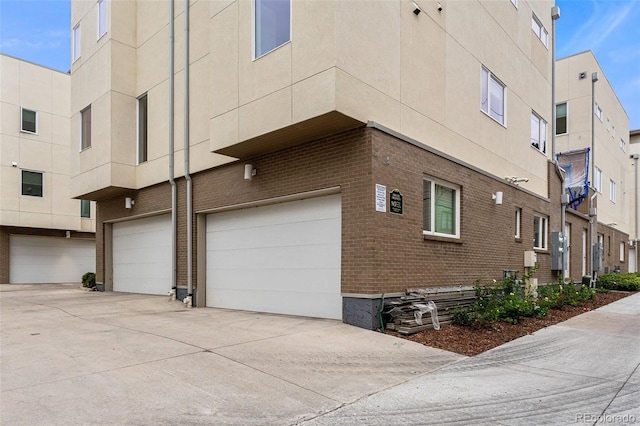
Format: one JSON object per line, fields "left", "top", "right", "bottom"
{"left": 386, "top": 291, "right": 633, "bottom": 356}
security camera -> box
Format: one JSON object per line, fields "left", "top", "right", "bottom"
{"left": 437, "top": 2, "right": 443, "bottom": 11}
{"left": 412, "top": 2, "right": 421, "bottom": 15}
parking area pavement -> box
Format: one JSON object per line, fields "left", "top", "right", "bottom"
{"left": 0, "top": 284, "right": 462, "bottom": 425}
{"left": 301, "top": 292, "right": 640, "bottom": 425}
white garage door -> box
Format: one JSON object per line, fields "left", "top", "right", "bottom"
{"left": 206, "top": 194, "right": 342, "bottom": 319}
{"left": 9, "top": 235, "right": 96, "bottom": 284}
{"left": 112, "top": 215, "right": 171, "bottom": 295}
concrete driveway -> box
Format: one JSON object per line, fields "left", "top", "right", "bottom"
{"left": 0, "top": 284, "right": 462, "bottom": 425}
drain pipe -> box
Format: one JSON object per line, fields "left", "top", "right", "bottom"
{"left": 183, "top": 0, "right": 193, "bottom": 307}
{"left": 168, "top": 0, "right": 177, "bottom": 301}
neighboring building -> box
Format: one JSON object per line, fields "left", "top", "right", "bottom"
{"left": 71, "top": 0, "right": 563, "bottom": 328}
{"left": 0, "top": 54, "right": 96, "bottom": 284}
{"left": 629, "top": 129, "right": 640, "bottom": 272}
{"left": 555, "top": 51, "right": 631, "bottom": 279}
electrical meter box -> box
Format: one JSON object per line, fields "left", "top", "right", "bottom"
{"left": 551, "top": 232, "right": 566, "bottom": 271}
{"left": 524, "top": 251, "right": 537, "bottom": 267}
{"left": 593, "top": 243, "right": 603, "bottom": 272}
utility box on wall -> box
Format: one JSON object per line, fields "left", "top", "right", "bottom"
{"left": 593, "top": 243, "right": 603, "bottom": 272}
{"left": 524, "top": 251, "right": 537, "bottom": 268}
{"left": 550, "top": 232, "right": 566, "bottom": 271}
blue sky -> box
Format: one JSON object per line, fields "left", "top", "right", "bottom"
{"left": 0, "top": 0, "right": 638, "bottom": 129}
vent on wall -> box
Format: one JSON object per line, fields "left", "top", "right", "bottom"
{"left": 579, "top": 72, "right": 587, "bottom": 79}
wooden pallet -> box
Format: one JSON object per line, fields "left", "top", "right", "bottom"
{"left": 384, "top": 287, "right": 476, "bottom": 335}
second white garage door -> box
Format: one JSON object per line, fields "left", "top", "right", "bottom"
{"left": 112, "top": 214, "right": 171, "bottom": 295}
{"left": 206, "top": 194, "right": 342, "bottom": 319}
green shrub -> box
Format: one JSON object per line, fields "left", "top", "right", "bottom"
{"left": 82, "top": 272, "right": 96, "bottom": 287}
{"left": 452, "top": 271, "right": 596, "bottom": 329}
{"left": 596, "top": 273, "right": 640, "bottom": 291}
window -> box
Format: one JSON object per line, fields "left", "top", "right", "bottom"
{"left": 81, "top": 200, "right": 91, "bottom": 218}
{"left": 254, "top": 0, "right": 291, "bottom": 58}
{"left": 73, "top": 23, "right": 81, "bottom": 62}
{"left": 621, "top": 138, "right": 626, "bottom": 152}
{"left": 515, "top": 208, "right": 522, "bottom": 239}
{"left": 22, "top": 170, "right": 43, "bottom": 197}
{"left": 81, "top": 105, "right": 91, "bottom": 150}
{"left": 531, "top": 14, "right": 548, "bottom": 47}
{"left": 594, "top": 167, "right": 602, "bottom": 192}
{"left": 423, "top": 178, "right": 460, "bottom": 238}
{"left": 510, "top": 0, "right": 518, "bottom": 8}
{"left": 610, "top": 179, "right": 616, "bottom": 203}
{"left": 531, "top": 111, "right": 547, "bottom": 153}
{"left": 97, "top": 0, "right": 107, "bottom": 38}
{"left": 481, "top": 67, "right": 506, "bottom": 125}
{"left": 137, "top": 94, "right": 148, "bottom": 164}
{"left": 595, "top": 103, "right": 602, "bottom": 121}
{"left": 533, "top": 215, "right": 548, "bottom": 250}
{"left": 21, "top": 108, "right": 37, "bottom": 134}
{"left": 620, "top": 242, "right": 625, "bottom": 262}
{"left": 555, "top": 103, "right": 567, "bottom": 134}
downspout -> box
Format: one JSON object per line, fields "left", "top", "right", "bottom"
{"left": 589, "top": 72, "right": 598, "bottom": 288}
{"left": 168, "top": 0, "right": 177, "bottom": 300}
{"left": 184, "top": 0, "right": 193, "bottom": 306}
{"left": 551, "top": 6, "right": 563, "bottom": 276}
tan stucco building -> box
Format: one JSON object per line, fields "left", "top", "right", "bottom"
{"left": 0, "top": 54, "right": 96, "bottom": 284}
{"left": 69, "top": 0, "right": 580, "bottom": 328}
{"left": 556, "top": 51, "right": 631, "bottom": 278}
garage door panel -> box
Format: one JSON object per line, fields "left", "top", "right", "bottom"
{"left": 112, "top": 215, "right": 171, "bottom": 295}
{"left": 209, "top": 287, "right": 342, "bottom": 319}
{"left": 10, "top": 236, "right": 96, "bottom": 284}
{"left": 209, "top": 219, "right": 340, "bottom": 251}
{"left": 207, "top": 243, "right": 339, "bottom": 270}
{"left": 209, "top": 268, "right": 340, "bottom": 294}
{"left": 206, "top": 194, "right": 341, "bottom": 319}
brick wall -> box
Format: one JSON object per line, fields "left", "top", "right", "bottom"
{"left": 94, "top": 126, "right": 595, "bottom": 296}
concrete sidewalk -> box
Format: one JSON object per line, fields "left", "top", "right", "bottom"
{"left": 302, "top": 292, "right": 640, "bottom": 425}
{"left": 0, "top": 284, "right": 462, "bottom": 425}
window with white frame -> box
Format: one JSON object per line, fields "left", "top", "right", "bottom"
{"left": 556, "top": 102, "right": 567, "bottom": 134}
{"left": 533, "top": 214, "right": 548, "bottom": 250}
{"left": 515, "top": 208, "right": 522, "bottom": 239}
{"left": 81, "top": 105, "right": 91, "bottom": 150}
{"left": 21, "top": 108, "right": 37, "bottom": 134}
{"left": 481, "top": 67, "right": 506, "bottom": 125}
{"left": 610, "top": 179, "right": 616, "bottom": 202}
{"left": 73, "top": 23, "right": 81, "bottom": 62}
{"left": 254, "top": 0, "right": 291, "bottom": 59}
{"left": 531, "top": 111, "right": 547, "bottom": 153}
{"left": 620, "top": 241, "right": 625, "bottom": 262}
{"left": 22, "top": 170, "right": 43, "bottom": 197}
{"left": 137, "top": 94, "right": 148, "bottom": 164}
{"left": 595, "top": 103, "right": 602, "bottom": 121}
{"left": 423, "top": 178, "right": 460, "bottom": 238}
{"left": 531, "top": 14, "right": 548, "bottom": 47}
{"left": 81, "top": 200, "right": 91, "bottom": 218}
{"left": 594, "top": 167, "right": 602, "bottom": 192}
{"left": 620, "top": 138, "right": 626, "bottom": 152}
{"left": 97, "top": 0, "right": 107, "bottom": 39}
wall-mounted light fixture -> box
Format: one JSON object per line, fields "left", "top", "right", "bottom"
{"left": 492, "top": 191, "right": 503, "bottom": 205}
{"left": 125, "top": 197, "right": 135, "bottom": 209}
{"left": 412, "top": 2, "right": 421, "bottom": 15}
{"left": 11, "top": 161, "right": 18, "bottom": 167}
{"left": 244, "top": 164, "right": 256, "bottom": 181}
